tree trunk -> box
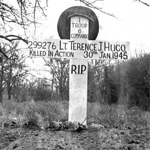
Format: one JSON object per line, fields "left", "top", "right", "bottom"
{"left": 0, "top": 89, "right": 3, "bottom": 102}
{"left": 104, "top": 67, "right": 111, "bottom": 104}
{"left": 7, "top": 67, "right": 12, "bottom": 100}
{"left": 51, "top": 79, "right": 54, "bottom": 100}
{"left": 0, "top": 63, "right": 3, "bottom": 102}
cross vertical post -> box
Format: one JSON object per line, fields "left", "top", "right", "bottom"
{"left": 69, "top": 16, "right": 89, "bottom": 125}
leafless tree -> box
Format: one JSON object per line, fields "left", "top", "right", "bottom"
{"left": 44, "top": 58, "right": 69, "bottom": 101}
{"left": 0, "top": 0, "right": 48, "bottom": 101}
{"left": 0, "top": 42, "right": 29, "bottom": 101}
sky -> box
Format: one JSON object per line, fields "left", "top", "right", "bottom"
{"left": 38, "top": 0, "right": 150, "bottom": 51}
{"left": 25, "top": 0, "right": 150, "bottom": 78}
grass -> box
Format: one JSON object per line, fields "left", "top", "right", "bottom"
{"left": 0, "top": 100, "right": 68, "bottom": 128}
{"left": 0, "top": 99, "right": 149, "bottom": 130}
{"left": 88, "top": 103, "right": 149, "bottom": 129}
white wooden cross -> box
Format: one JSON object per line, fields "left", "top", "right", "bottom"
{"left": 28, "top": 8, "right": 129, "bottom": 126}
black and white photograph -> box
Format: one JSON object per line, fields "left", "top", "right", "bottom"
{"left": 0, "top": 0, "right": 150, "bottom": 149}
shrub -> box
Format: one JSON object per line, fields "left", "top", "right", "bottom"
{"left": 126, "top": 54, "right": 150, "bottom": 110}
{"left": 33, "top": 87, "right": 52, "bottom": 101}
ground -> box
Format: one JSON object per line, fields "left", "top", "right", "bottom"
{"left": 0, "top": 126, "right": 150, "bottom": 150}
{"left": 1, "top": 101, "right": 150, "bottom": 150}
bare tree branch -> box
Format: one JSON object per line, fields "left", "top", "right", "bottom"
{"left": 0, "top": 35, "right": 28, "bottom": 44}
{"left": 79, "top": 0, "right": 117, "bottom": 18}
{"left": 137, "top": 0, "right": 150, "bottom": 6}
{"left": 0, "top": 47, "right": 9, "bottom": 59}
{"left": 0, "top": 0, "right": 48, "bottom": 40}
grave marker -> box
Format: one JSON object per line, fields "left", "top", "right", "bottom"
{"left": 28, "top": 6, "right": 130, "bottom": 126}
